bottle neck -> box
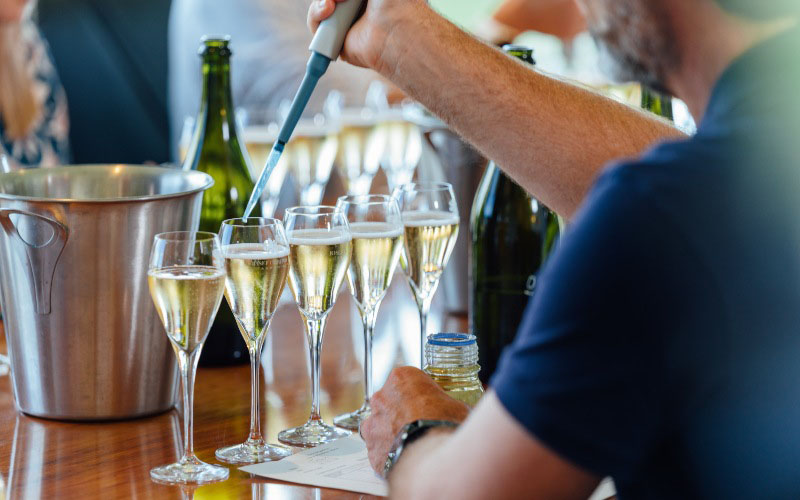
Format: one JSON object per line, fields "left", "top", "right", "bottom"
{"left": 198, "top": 59, "right": 238, "bottom": 135}
{"left": 425, "top": 342, "right": 480, "bottom": 371}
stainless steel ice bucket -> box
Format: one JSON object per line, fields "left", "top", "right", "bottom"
{"left": 0, "top": 165, "right": 213, "bottom": 420}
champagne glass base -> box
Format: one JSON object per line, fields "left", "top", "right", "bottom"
{"left": 215, "top": 441, "right": 292, "bottom": 464}
{"left": 278, "top": 420, "right": 350, "bottom": 447}
{"left": 150, "top": 457, "right": 229, "bottom": 484}
{"left": 333, "top": 405, "right": 371, "bottom": 431}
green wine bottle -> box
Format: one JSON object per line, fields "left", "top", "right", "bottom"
{"left": 469, "top": 46, "right": 562, "bottom": 384}
{"left": 184, "top": 37, "right": 260, "bottom": 366}
{"left": 641, "top": 87, "right": 674, "bottom": 121}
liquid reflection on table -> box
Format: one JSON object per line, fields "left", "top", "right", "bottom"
{"left": 0, "top": 275, "right": 462, "bottom": 499}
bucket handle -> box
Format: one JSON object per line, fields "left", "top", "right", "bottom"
{"left": 0, "top": 209, "right": 68, "bottom": 315}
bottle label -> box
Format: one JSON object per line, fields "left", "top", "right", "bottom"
{"left": 524, "top": 274, "right": 537, "bottom": 297}
{"left": 475, "top": 273, "right": 538, "bottom": 298}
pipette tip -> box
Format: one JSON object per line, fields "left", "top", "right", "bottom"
{"left": 242, "top": 145, "right": 285, "bottom": 222}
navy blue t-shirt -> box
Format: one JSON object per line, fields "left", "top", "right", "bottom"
{"left": 492, "top": 28, "right": 800, "bottom": 498}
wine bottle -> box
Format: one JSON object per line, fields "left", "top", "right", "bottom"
{"left": 469, "top": 45, "right": 562, "bottom": 384}
{"left": 641, "top": 86, "right": 674, "bottom": 121}
{"left": 184, "top": 37, "right": 260, "bottom": 366}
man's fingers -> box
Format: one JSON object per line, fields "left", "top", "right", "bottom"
{"left": 370, "top": 385, "right": 387, "bottom": 410}
{"left": 361, "top": 414, "right": 374, "bottom": 439}
{"left": 308, "top": 0, "right": 335, "bottom": 33}
{"left": 384, "top": 366, "right": 425, "bottom": 394}
{"left": 308, "top": 0, "right": 352, "bottom": 33}
{"left": 361, "top": 366, "right": 469, "bottom": 475}
{"left": 368, "top": 445, "right": 385, "bottom": 473}
{"left": 362, "top": 415, "right": 389, "bottom": 473}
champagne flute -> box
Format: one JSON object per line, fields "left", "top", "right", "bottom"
{"left": 215, "top": 218, "right": 292, "bottom": 464}
{"left": 147, "top": 232, "right": 229, "bottom": 484}
{"left": 393, "top": 183, "right": 460, "bottom": 368}
{"left": 333, "top": 195, "right": 403, "bottom": 430}
{"left": 376, "top": 108, "right": 423, "bottom": 192}
{"left": 177, "top": 116, "right": 196, "bottom": 165}
{"left": 279, "top": 206, "right": 352, "bottom": 447}
{"left": 334, "top": 109, "right": 385, "bottom": 196}
{"left": 0, "top": 154, "right": 14, "bottom": 173}
{"left": 240, "top": 108, "right": 289, "bottom": 217}
{"left": 286, "top": 115, "right": 339, "bottom": 207}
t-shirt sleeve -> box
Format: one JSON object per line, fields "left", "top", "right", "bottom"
{"left": 491, "top": 165, "right": 682, "bottom": 482}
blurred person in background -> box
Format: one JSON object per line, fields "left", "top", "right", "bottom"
{"left": 477, "top": 0, "right": 587, "bottom": 46}
{"left": 0, "top": 0, "right": 69, "bottom": 169}
{"left": 168, "top": 0, "right": 378, "bottom": 161}
{"left": 311, "top": 0, "right": 800, "bottom": 497}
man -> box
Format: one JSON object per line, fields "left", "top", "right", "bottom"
{"left": 310, "top": 0, "right": 800, "bottom": 498}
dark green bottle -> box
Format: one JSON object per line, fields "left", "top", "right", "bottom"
{"left": 641, "top": 87, "right": 674, "bottom": 120}
{"left": 184, "top": 37, "right": 259, "bottom": 366}
{"left": 469, "top": 46, "right": 562, "bottom": 384}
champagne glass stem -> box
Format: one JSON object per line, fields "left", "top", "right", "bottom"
{"left": 246, "top": 335, "right": 267, "bottom": 445}
{"left": 305, "top": 317, "right": 327, "bottom": 423}
{"left": 361, "top": 307, "right": 378, "bottom": 405}
{"left": 417, "top": 296, "right": 432, "bottom": 369}
{"left": 177, "top": 347, "right": 202, "bottom": 462}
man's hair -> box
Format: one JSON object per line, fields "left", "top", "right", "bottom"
{"left": 715, "top": 0, "right": 800, "bottom": 20}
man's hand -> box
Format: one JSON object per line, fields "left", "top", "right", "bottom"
{"left": 307, "top": 0, "right": 428, "bottom": 76}
{"left": 360, "top": 366, "right": 470, "bottom": 472}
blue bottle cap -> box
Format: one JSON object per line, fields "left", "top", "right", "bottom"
{"left": 428, "top": 333, "right": 476, "bottom": 347}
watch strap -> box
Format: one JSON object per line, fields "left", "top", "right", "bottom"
{"left": 383, "top": 419, "right": 458, "bottom": 477}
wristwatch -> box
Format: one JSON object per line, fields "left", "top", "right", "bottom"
{"left": 383, "top": 419, "right": 458, "bottom": 477}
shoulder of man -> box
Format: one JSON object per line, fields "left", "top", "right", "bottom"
{"left": 594, "top": 135, "right": 701, "bottom": 198}
{"left": 489, "top": 136, "right": 712, "bottom": 483}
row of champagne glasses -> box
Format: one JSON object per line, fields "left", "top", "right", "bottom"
{"left": 146, "top": 182, "right": 459, "bottom": 484}
{"left": 238, "top": 105, "right": 423, "bottom": 215}
{"left": 179, "top": 104, "right": 424, "bottom": 215}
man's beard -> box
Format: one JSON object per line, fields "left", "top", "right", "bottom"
{"left": 587, "top": 0, "right": 678, "bottom": 93}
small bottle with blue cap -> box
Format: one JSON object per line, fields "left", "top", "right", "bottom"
{"left": 424, "top": 333, "right": 484, "bottom": 407}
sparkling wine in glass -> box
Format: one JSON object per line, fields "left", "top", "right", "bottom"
{"left": 376, "top": 109, "right": 423, "bottom": 192}
{"left": 333, "top": 195, "right": 403, "bottom": 430}
{"left": 240, "top": 108, "right": 289, "bottom": 217}
{"left": 285, "top": 115, "right": 339, "bottom": 207}
{"left": 148, "top": 231, "right": 229, "bottom": 484}
{"left": 334, "top": 109, "right": 385, "bottom": 196}
{"left": 278, "top": 206, "right": 352, "bottom": 447}
{"left": 393, "top": 183, "right": 460, "bottom": 368}
{"left": 215, "top": 218, "right": 292, "bottom": 464}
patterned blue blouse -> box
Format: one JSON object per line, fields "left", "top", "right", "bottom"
{"left": 0, "top": 22, "right": 70, "bottom": 168}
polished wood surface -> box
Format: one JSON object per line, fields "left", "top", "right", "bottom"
{"left": 0, "top": 279, "right": 466, "bottom": 499}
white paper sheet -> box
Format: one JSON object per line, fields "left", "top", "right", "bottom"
{"left": 588, "top": 477, "right": 617, "bottom": 500}
{"left": 240, "top": 435, "right": 388, "bottom": 497}
{"left": 241, "top": 434, "right": 615, "bottom": 499}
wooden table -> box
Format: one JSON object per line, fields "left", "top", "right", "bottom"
{"left": 0, "top": 280, "right": 466, "bottom": 499}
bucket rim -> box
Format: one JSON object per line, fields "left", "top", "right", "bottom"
{"left": 0, "top": 164, "right": 214, "bottom": 204}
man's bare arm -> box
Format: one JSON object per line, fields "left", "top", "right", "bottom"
{"left": 311, "top": 0, "right": 683, "bottom": 217}
{"left": 360, "top": 370, "right": 600, "bottom": 500}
